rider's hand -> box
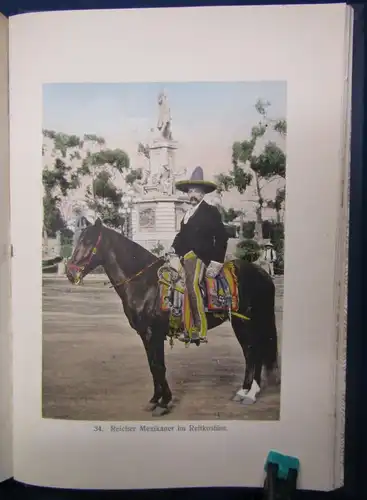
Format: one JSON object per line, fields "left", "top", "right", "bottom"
{"left": 206, "top": 261, "right": 223, "bottom": 278}
{"left": 163, "top": 247, "right": 175, "bottom": 261}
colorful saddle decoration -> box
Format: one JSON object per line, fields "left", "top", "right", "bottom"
{"left": 158, "top": 261, "right": 240, "bottom": 341}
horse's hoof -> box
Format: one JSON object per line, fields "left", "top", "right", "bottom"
{"left": 145, "top": 402, "right": 158, "bottom": 411}
{"left": 233, "top": 388, "right": 247, "bottom": 402}
{"left": 241, "top": 396, "right": 256, "bottom": 406}
{"left": 152, "top": 405, "right": 170, "bottom": 417}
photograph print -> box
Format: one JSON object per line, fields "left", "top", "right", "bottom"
{"left": 42, "top": 81, "right": 286, "bottom": 422}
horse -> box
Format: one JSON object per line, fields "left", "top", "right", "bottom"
{"left": 66, "top": 218, "right": 280, "bottom": 417}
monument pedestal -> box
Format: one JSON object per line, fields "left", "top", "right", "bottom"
{"left": 131, "top": 195, "right": 188, "bottom": 253}
{"left": 129, "top": 90, "right": 189, "bottom": 253}
{"left": 149, "top": 139, "right": 178, "bottom": 179}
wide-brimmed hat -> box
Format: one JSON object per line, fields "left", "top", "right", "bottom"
{"left": 259, "top": 238, "right": 273, "bottom": 247}
{"left": 175, "top": 166, "right": 217, "bottom": 194}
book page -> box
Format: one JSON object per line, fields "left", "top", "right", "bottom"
{"left": 9, "top": 4, "right": 350, "bottom": 491}
{"left": 0, "top": 13, "right": 12, "bottom": 483}
{"left": 332, "top": 7, "right": 353, "bottom": 485}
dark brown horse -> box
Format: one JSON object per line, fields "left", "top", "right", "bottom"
{"left": 66, "top": 218, "right": 279, "bottom": 417}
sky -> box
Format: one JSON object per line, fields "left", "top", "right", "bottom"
{"left": 43, "top": 81, "right": 286, "bottom": 213}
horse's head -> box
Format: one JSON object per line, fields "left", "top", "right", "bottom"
{"left": 66, "top": 218, "right": 104, "bottom": 284}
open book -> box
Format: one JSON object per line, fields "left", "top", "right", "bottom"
{"left": 0, "top": 3, "right": 353, "bottom": 491}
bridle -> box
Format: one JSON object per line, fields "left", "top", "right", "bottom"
{"left": 67, "top": 232, "right": 102, "bottom": 284}
{"left": 68, "top": 228, "right": 169, "bottom": 288}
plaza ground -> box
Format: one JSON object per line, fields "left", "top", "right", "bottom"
{"left": 42, "top": 276, "right": 283, "bottom": 421}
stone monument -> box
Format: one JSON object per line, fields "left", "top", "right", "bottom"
{"left": 130, "top": 91, "right": 189, "bottom": 253}
{"left": 42, "top": 227, "right": 61, "bottom": 260}
{"left": 73, "top": 213, "right": 89, "bottom": 250}
{"left": 42, "top": 226, "right": 49, "bottom": 259}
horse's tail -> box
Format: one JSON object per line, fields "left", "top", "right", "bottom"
{"left": 263, "top": 303, "right": 279, "bottom": 373}
{"left": 238, "top": 260, "right": 279, "bottom": 373}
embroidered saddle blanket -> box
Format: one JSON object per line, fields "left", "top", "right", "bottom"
{"left": 158, "top": 261, "right": 239, "bottom": 334}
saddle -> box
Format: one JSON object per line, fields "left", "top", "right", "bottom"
{"left": 158, "top": 260, "right": 239, "bottom": 337}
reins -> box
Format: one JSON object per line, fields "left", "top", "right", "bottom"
{"left": 105, "top": 257, "right": 166, "bottom": 289}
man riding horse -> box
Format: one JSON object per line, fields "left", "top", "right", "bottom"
{"left": 168, "top": 166, "right": 229, "bottom": 343}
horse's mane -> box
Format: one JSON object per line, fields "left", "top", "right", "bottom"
{"left": 103, "top": 225, "right": 161, "bottom": 276}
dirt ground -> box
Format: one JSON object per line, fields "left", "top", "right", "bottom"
{"left": 42, "top": 276, "right": 283, "bottom": 421}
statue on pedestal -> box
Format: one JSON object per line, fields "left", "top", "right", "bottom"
{"left": 157, "top": 91, "right": 173, "bottom": 141}
{"left": 132, "top": 90, "right": 183, "bottom": 197}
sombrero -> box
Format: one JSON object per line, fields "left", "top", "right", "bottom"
{"left": 175, "top": 166, "right": 217, "bottom": 194}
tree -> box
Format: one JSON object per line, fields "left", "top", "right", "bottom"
{"left": 266, "top": 187, "right": 285, "bottom": 223}
{"left": 125, "top": 167, "right": 143, "bottom": 185}
{"left": 274, "top": 120, "right": 287, "bottom": 137}
{"left": 151, "top": 241, "right": 165, "bottom": 256}
{"left": 221, "top": 207, "right": 241, "bottom": 224}
{"left": 43, "top": 157, "right": 80, "bottom": 196}
{"left": 78, "top": 142, "right": 131, "bottom": 226}
{"left": 42, "top": 129, "right": 132, "bottom": 234}
{"left": 83, "top": 134, "right": 106, "bottom": 148}
{"left": 42, "top": 130, "right": 83, "bottom": 236}
{"left": 78, "top": 148, "right": 130, "bottom": 177}
{"left": 235, "top": 239, "right": 262, "bottom": 263}
{"left": 216, "top": 98, "right": 286, "bottom": 240}
{"left": 85, "top": 170, "right": 123, "bottom": 229}
{"left": 121, "top": 142, "right": 150, "bottom": 188}
{"left": 43, "top": 129, "right": 83, "bottom": 158}
{"left": 43, "top": 192, "right": 67, "bottom": 237}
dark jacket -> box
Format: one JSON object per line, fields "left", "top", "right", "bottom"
{"left": 172, "top": 201, "right": 229, "bottom": 266}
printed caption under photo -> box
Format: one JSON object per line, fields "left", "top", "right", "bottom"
{"left": 93, "top": 424, "right": 228, "bottom": 433}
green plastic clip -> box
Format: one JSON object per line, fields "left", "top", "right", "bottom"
{"left": 264, "top": 450, "right": 300, "bottom": 481}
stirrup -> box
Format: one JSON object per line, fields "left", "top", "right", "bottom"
{"left": 178, "top": 333, "right": 208, "bottom": 345}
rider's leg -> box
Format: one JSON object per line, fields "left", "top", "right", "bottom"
{"left": 182, "top": 251, "right": 207, "bottom": 341}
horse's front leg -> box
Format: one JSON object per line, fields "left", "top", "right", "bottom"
{"left": 140, "top": 327, "right": 172, "bottom": 417}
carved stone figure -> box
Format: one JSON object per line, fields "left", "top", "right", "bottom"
{"left": 133, "top": 167, "right": 151, "bottom": 195}
{"left": 158, "top": 166, "right": 187, "bottom": 195}
{"left": 139, "top": 207, "right": 156, "bottom": 231}
{"left": 160, "top": 164, "right": 174, "bottom": 195}
{"left": 73, "top": 214, "right": 89, "bottom": 249}
{"left": 157, "top": 91, "right": 172, "bottom": 140}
